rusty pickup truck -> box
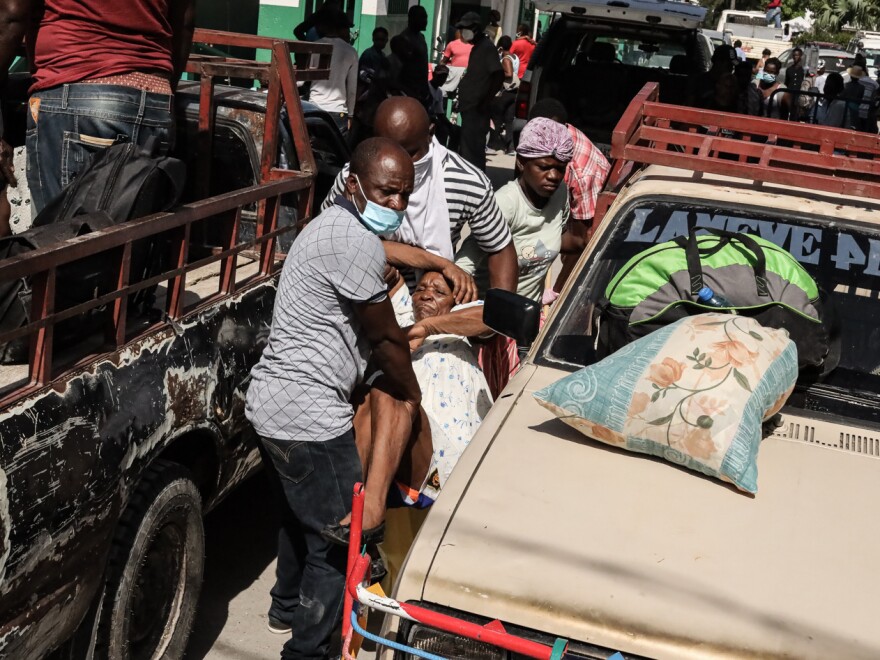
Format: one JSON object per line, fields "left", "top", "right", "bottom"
{"left": 0, "top": 30, "right": 331, "bottom": 659}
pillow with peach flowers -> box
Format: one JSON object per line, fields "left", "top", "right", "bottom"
{"left": 534, "top": 313, "right": 797, "bottom": 493}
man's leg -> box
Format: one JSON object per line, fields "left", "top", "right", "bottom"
{"left": 459, "top": 109, "right": 488, "bottom": 170}
{"left": 262, "top": 433, "right": 361, "bottom": 660}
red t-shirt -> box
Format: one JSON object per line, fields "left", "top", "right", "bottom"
{"left": 442, "top": 39, "right": 473, "bottom": 68}
{"left": 510, "top": 37, "right": 536, "bottom": 78}
{"left": 30, "top": 0, "right": 174, "bottom": 92}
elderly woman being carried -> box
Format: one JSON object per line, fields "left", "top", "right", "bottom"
{"left": 352, "top": 270, "right": 493, "bottom": 512}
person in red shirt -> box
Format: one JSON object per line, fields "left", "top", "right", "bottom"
{"left": 440, "top": 29, "right": 473, "bottom": 94}
{"left": 0, "top": 0, "right": 196, "bottom": 212}
{"left": 766, "top": 0, "right": 782, "bottom": 28}
{"left": 510, "top": 23, "right": 537, "bottom": 79}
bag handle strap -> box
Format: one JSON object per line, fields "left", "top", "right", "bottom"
{"left": 674, "top": 228, "right": 770, "bottom": 298}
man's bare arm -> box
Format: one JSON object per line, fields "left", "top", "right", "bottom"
{"left": 169, "top": 0, "right": 196, "bottom": 91}
{"left": 354, "top": 297, "right": 421, "bottom": 406}
{"left": 383, "top": 241, "right": 477, "bottom": 304}
{"left": 0, "top": 0, "right": 34, "bottom": 185}
{"left": 486, "top": 241, "right": 518, "bottom": 291}
{"left": 0, "top": 0, "right": 34, "bottom": 89}
{"left": 409, "top": 305, "right": 489, "bottom": 343}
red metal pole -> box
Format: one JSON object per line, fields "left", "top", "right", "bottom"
{"left": 342, "top": 483, "right": 365, "bottom": 640}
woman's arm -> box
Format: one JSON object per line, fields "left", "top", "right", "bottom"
{"left": 408, "top": 305, "right": 490, "bottom": 349}
{"left": 501, "top": 54, "right": 513, "bottom": 83}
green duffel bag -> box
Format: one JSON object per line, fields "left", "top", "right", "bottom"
{"left": 595, "top": 227, "right": 836, "bottom": 373}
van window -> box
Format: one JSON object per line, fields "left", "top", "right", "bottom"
{"left": 593, "top": 35, "right": 687, "bottom": 69}
{"left": 539, "top": 199, "right": 880, "bottom": 421}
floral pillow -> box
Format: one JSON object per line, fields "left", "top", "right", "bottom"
{"left": 534, "top": 314, "right": 798, "bottom": 493}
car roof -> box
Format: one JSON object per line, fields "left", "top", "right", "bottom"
{"left": 176, "top": 81, "right": 324, "bottom": 116}
{"left": 622, "top": 164, "right": 880, "bottom": 226}
{"left": 536, "top": 0, "right": 706, "bottom": 30}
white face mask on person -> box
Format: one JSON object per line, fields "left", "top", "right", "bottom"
{"left": 460, "top": 28, "right": 475, "bottom": 42}
{"left": 354, "top": 175, "right": 405, "bottom": 236}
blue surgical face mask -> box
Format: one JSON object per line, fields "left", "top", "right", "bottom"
{"left": 758, "top": 71, "right": 777, "bottom": 84}
{"left": 354, "top": 175, "right": 404, "bottom": 236}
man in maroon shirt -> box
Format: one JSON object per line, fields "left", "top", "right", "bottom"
{"left": 510, "top": 23, "right": 536, "bottom": 80}
{"left": 0, "top": 0, "right": 195, "bottom": 212}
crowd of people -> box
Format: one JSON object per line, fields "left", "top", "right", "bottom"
{"left": 298, "top": 3, "right": 538, "bottom": 172}
{"left": 697, "top": 43, "right": 880, "bottom": 133}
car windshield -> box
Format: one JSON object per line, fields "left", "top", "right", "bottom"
{"left": 539, "top": 198, "right": 880, "bottom": 422}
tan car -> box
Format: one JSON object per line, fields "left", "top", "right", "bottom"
{"left": 378, "top": 89, "right": 880, "bottom": 659}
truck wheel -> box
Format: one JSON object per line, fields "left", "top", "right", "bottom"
{"left": 98, "top": 459, "right": 205, "bottom": 660}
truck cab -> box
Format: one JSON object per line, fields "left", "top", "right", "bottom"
{"left": 380, "top": 84, "right": 880, "bottom": 659}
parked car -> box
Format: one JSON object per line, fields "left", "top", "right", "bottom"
{"left": 698, "top": 28, "right": 730, "bottom": 54}
{"left": 380, "top": 84, "right": 880, "bottom": 659}
{"left": 778, "top": 44, "right": 854, "bottom": 80}
{"left": 514, "top": 0, "right": 709, "bottom": 151}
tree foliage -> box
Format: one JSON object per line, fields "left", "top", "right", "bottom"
{"left": 813, "top": 0, "right": 880, "bottom": 31}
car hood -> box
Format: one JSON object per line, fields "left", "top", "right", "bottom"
{"left": 420, "top": 365, "right": 880, "bottom": 659}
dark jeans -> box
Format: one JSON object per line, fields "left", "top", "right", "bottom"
{"left": 459, "top": 108, "right": 490, "bottom": 171}
{"left": 26, "top": 83, "right": 173, "bottom": 213}
{"left": 488, "top": 91, "right": 517, "bottom": 151}
{"left": 327, "top": 111, "right": 349, "bottom": 138}
{"left": 259, "top": 430, "right": 362, "bottom": 660}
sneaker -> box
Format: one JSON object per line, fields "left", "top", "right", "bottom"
{"left": 267, "top": 616, "right": 292, "bottom": 634}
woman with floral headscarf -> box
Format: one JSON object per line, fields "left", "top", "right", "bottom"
{"left": 457, "top": 117, "right": 576, "bottom": 396}
{"left": 458, "top": 116, "right": 574, "bottom": 303}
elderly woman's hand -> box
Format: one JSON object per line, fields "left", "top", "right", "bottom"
{"left": 441, "top": 262, "right": 478, "bottom": 305}
{"left": 407, "top": 323, "right": 428, "bottom": 352}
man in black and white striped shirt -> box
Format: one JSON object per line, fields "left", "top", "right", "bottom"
{"left": 321, "top": 97, "right": 517, "bottom": 302}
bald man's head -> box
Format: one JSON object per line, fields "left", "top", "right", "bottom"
{"left": 373, "top": 97, "right": 434, "bottom": 162}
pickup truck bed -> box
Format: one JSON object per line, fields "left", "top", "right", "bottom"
{"left": 0, "top": 256, "right": 264, "bottom": 392}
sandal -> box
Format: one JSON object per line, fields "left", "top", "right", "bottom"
{"left": 321, "top": 521, "right": 385, "bottom": 547}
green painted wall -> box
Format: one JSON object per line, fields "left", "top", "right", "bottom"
{"left": 256, "top": 0, "right": 438, "bottom": 62}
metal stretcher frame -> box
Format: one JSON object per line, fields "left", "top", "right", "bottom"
{"left": 594, "top": 82, "right": 880, "bottom": 224}
{"left": 0, "top": 30, "right": 330, "bottom": 406}
{"left": 342, "top": 484, "right": 578, "bottom": 660}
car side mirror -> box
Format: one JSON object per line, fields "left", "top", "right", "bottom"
{"left": 483, "top": 288, "right": 541, "bottom": 348}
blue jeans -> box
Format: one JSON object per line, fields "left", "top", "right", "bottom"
{"left": 766, "top": 7, "right": 782, "bottom": 28}
{"left": 259, "top": 430, "right": 362, "bottom": 660}
{"left": 26, "top": 83, "right": 173, "bottom": 213}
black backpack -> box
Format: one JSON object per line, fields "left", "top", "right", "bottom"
{"left": 32, "top": 138, "right": 185, "bottom": 226}
{"left": 0, "top": 141, "right": 186, "bottom": 364}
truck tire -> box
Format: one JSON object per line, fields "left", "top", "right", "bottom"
{"left": 97, "top": 459, "right": 205, "bottom": 660}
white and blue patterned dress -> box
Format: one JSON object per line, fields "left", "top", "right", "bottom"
{"left": 392, "top": 287, "right": 494, "bottom": 503}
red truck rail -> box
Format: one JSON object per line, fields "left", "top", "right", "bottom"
{"left": 0, "top": 31, "right": 330, "bottom": 405}
{"left": 595, "top": 82, "right": 880, "bottom": 223}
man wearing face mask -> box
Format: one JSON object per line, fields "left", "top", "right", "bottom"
{"left": 321, "top": 97, "right": 518, "bottom": 301}
{"left": 456, "top": 11, "right": 505, "bottom": 170}
{"left": 246, "top": 137, "right": 421, "bottom": 658}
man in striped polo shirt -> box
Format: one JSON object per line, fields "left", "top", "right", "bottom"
{"left": 322, "top": 97, "right": 517, "bottom": 303}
